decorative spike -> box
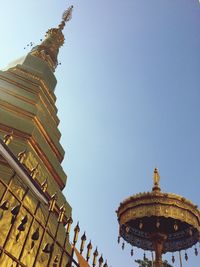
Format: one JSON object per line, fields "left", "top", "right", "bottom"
{"left": 73, "top": 222, "right": 80, "bottom": 245}
{"left": 98, "top": 255, "right": 104, "bottom": 267}
{"left": 49, "top": 193, "right": 57, "bottom": 211}
{"left": 86, "top": 240, "right": 92, "bottom": 261}
{"left": 30, "top": 164, "right": 39, "bottom": 179}
{"left": 66, "top": 217, "right": 73, "bottom": 234}
{"left": 80, "top": 232, "right": 87, "bottom": 254}
{"left": 103, "top": 260, "right": 108, "bottom": 267}
{"left": 58, "top": 205, "right": 66, "bottom": 223}
{"left": 17, "top": 149, "right": 27, "bottom": 163}
{"left": 3, "top": 132, "right": 13, "bottom": 145}
{"left": 41, "top": 179, "right": 48, "bottom": 193}
{"left": 93, "top": 247, "right": 98, "bottom": 267}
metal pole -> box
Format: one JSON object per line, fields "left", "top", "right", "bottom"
{"left": 179, "top": 251, "right": 183, "bottom": 267}
{"left": 151, "top": 251, "right": 154, "bottom": 267}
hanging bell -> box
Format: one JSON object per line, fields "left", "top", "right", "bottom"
{"left": 0, "top": 200, "right": 10, "bottom": 211}
{"left": 185, "top": 252, "right": 188, "bottom": 261}
{"left": 172, "top": 254, "right": 175, "bottom": 263}
{"left": 188, "top": 228, "right": 193, "bottom": 236}
{"left": 43, "top": 243, "right": 51, "bottom": 254}
{"left": 32, "top": 228, "right": 39, "bottom": 241}
{"left": 195, "top": 247, "right": 198, "bottom": 256}
{"left": 174, "top": 222, "right": 178, "bottom": 231}
{"left": 54, "top": 255, "right": 59, "bottom": 263}
{"left": 139, "top": 221, "right": 143, "bottom": 230}
{"left": 11, "top": 204, "right": 20, "bottom": 224}
{"left": 122, "top": 242, "right": 125, "bottom": 250}
{"left": 143, "top": 252, "right": 147, "bottom": 261}
{"left": 131, "top": 249, "right": 134, "bottom": 256}
{"left": 3, "top": 132, "right": 13, "bottom": 145}
{"left": 117, "top": 236, "right": 120, "bottom": 244}
{"left": 156, "top": 219, "right": 160, "bottom": 229}
{"left": 11, "top": 205, "right": 20, "bottom": 216}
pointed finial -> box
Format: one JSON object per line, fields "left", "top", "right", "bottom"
{"left": 73, "top": 221, "right": 80, "bottom": 245}
{"left": 30, "top": 5, "right": 73, "bottom": 72}
{"left": 80, "top": 232, "right": 87, "bottom": 254}
{"left": 30, "top": 164, "right": 39, "bottom": 179}
{"left": 86, "top": 240, "right": 93, "bottom": 261}
{"left": 49, "top": 193, "right": 57, "bottom": 211}
{"left": 3, "top": 131, "right": 13, "bottom": 145}
{"left": 92, "top": 247, "right": 99, "bottom": 266}
{"left": 58, "top": 205, "right": 66, "bottom": 223}
{"left": 66, "top": 216, "right": 73, "bottom": 234}
{"left": 17, "top": 149, "right": 27, "bottom": 164}
{"left": 152, "top": 168, "right": 161, "bottom": 192}
{"left": 41, "top": 178, "right": 48, "bottom": 193}
{"left": 58, "top": 6, "right": 73, "bottom": 31}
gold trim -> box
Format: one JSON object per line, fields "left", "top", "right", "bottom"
{"left": 117, "top": 191, "right": 200, "bottom": 232}
{"left": 0, "top": 102, "right": 63, "bottom": 162}
{"left": 0, "top": 125, "right": 65, "bottom": 189}
{"left": 28, "top": 139, "right": 65, "bottom": 189}
{"left": 11, "top": 67, "right": 56, "bottom": 105}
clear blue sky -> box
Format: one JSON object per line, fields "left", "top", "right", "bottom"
{"left": 1, "top": 1, "right": 200, "bottom": 266}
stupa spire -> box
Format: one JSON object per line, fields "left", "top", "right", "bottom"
{"left": 30, "top": 5, "right": 73, "bottom": 72}
{"left": 58, "top": 5, "right": 73, "bottom": 30}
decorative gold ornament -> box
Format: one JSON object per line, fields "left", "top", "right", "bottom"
{"left": 86, "top": 240, "right": 92, "bottom": 261}
{"left": 92, "top": 247, "right": 98, "bottom": 266}
{"left": 30, "top": 5, "right": 73, "bottom": 72}
{"left": 80, "top": 232, "right": 87, "bottom": 255}
{"left": 3, "top": 132, "right": 13, "bottom": 145}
